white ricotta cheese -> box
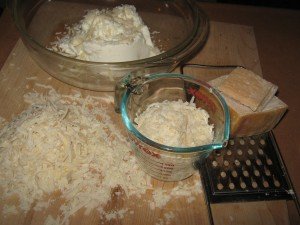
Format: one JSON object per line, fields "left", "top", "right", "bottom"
{"left": 50, "top": 5, "right": 160, "bottom": 62}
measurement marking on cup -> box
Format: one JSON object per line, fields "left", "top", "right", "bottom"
{"left": 133, "top": 139, "right": 161, "bottom": 159}
{"left": 137, "top": 153, "right": 174, "bottom": 169}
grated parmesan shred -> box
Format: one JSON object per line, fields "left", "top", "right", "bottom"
{"left": 2, "top": 205, "right": 18, "bottom": 216}
{"left": 0, "top": 86, "right": 202, "bottom": 225}
{"left": 44, "top": 215, "right": 61, "bottom": 225}
{"left": 134, "top": 99, "right": 214, "bottom": 147}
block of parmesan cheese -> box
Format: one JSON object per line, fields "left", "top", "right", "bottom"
{"left": 209, "top": 76, "right": 288, "bottom": 137}
{"left": 216, "top": 67, "right": 278, "bottom": 112}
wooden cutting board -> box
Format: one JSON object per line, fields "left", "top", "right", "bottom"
{"left": 0, "top": 21, "right": 291, "bottom": 225}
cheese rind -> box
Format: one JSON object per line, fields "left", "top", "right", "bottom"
{"left": 225, "top": 96, "right": 287, "bottom": 137}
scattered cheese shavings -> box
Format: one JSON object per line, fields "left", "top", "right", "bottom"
{"left": 0, "top": 116, "right": 6, "bottom": 129}
{"left": 155, "top": 211, "right": 175, "bottom": 225}
{"left": 164, "top": 211, "right": 175, "bottom": 225}
{"left": 44, "top": 215, "right": 61, "bottom": 225}
{"left": 2, "top": 205, "right": 18, "bottom": 216}
{"left": 0, "top": 88, "right": 149, "bottom": 223}
{"left": 149, "top": 178, "right": 202, "bottom": 210}
{"left": 152, "top": 188, "right": 172, "bottom": 209}
{"left": 33, "top": 199, "right": 54, "bottom": 211}
{"left": 26, "top": 76, "right": 38, "bottom": 80}
{"left": 104, "top": 208, "right": 128, "bottom": 221}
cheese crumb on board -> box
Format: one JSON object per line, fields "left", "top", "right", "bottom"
{"left": 50, "top": 5, "right": 160, "bottom": 62}
{"left": 44, "top": 215, "right": 60, "bottom": 225}
{"left": 134, "top": 99, "right": 214, "bottom": 147}
{"left": 152, "top": 188, "right": 172, "bottom": 209}
{"left": 2, "top": 205, "right": 18, "bottom": 216}
{"left": 0, "top": 87, "right": 202, "bottom": 225}
{"left": 0, "top": 116, "right": 6, "bottom": 129}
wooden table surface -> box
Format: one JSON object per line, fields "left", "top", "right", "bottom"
{"left": 0, "top": 2, "right": 299, "bottom": 225}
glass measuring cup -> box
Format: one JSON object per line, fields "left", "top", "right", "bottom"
{"left": 115, "top": 73, "right": 230, "bottom": 181}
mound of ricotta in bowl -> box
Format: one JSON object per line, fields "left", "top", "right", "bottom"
{"left": 50, "top": 5, "right": 161, "bottom": 62}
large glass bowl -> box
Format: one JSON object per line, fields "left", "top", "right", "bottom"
{"left": 10, "top": 0, "right": 209, "bottom": 91}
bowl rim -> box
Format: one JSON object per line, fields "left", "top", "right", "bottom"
{"left": 120, "top": 73, "right": 230, "bottom": 153}
{"left": 11, "top": 0, "right": 208, "bottom": 66}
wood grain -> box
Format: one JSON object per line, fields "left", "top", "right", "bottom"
{"left": 190, "top": 22, "right": 262, "bottom": 76}
{"left": 0, "top": 22, "right": 292, "bottom": 225}
{"left": 211, "top": 201, "right": 290, "bottom": 225}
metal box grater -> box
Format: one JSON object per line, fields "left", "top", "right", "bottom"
{"left": 198, "top": 132, "right": 298, "bottom": 204}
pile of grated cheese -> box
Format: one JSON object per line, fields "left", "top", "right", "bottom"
{"left": 134, "top": 99, "right": 214, "bottom": 147}
{"left": 0, "top": 87, "right": 202, "bottom": 225}
{"left": 0, "top": 89, "right": 150, "bottom": 224}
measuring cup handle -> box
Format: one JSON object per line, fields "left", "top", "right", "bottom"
{"left": 114, "top": 71, "right": 148, "bottom": 113}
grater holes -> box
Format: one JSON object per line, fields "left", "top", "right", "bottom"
{"left": 234, "top": 160, "right": 241, "bottom": 167}
{"left": 237, "top": 149, "right": 243, "bottom": 156}
{"left": 260, "top": 139, "right": 266, "bottom": 146}
{"left": 231, "top": 170, "right": 238, "bottom": 178}
{"left": 274, "top": 181, "right": 281, "bottom": 187}
{"left": 256, "top": 158, "right": 262, "bottom": 166}
{"left": 239, "top": 139, "right": 245, "bottom": 145}
{"left": 254, "top": 169, "right": 260, "bottom": 177}
{"left": 220, "top": 171, "right": 227, "bottom": 178}
{"left": 264, "top": 166, "right": 271, "bottom": 176}
{"left": 266, "top": 158, "right": 273, "bottom": 165}
{"left": 252, "top": 181, "right": 258, "bottom": 189}
{"left": 240, "top": 182, "right": 247, "bottom": 189}
{"left": 217, "top": 183, "right": 224, "bottom": 190}
{"left": 246, "top": 159, "right": 251, "bottom": 166}
{"left": 229, "top": 140, "right": 235, "bottom": 145}
{"left": 229, "top": 182, "right": 235, "bottom": 190}
{"left": 223, "top": 160, "right": 229, "bottom": 167}
{"left": 250, "top": 139, "right": 256, "bottom": 145}
{"left": 243, "top": 170, "right": 249, "bottom": 177}
{"left": 212, "top": 160, "right": 218, "bottom": 167}
{"left": 273, "top": 175, "right": 281, "bottom": 187}
{"left": 247, "top": 149, "right": 254, "bottom": 155}
{"left": 258, "top": 148, "right": 264, "bottom": 155}
{"left": 239, "top": 177, "right": 247, "bottom": 189}
{"left": 263, "top": 180, "right": 269, "bottom": 188}
{"left": 226, "top": 150, "right": 232, "bottom": 156}
{"left": 251, "top": 178, "right": 258, "bottom": 188}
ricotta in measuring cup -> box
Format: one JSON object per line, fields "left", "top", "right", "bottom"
{"left": 50, "top": 5, "right": 161, "bottom": 62}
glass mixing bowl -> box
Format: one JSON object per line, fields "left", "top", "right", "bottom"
{"left": 10, "top": 0, "right": 209, "bottom": 91}
{"left": 117, "top": 73, "right": 230, "bottom": 181}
